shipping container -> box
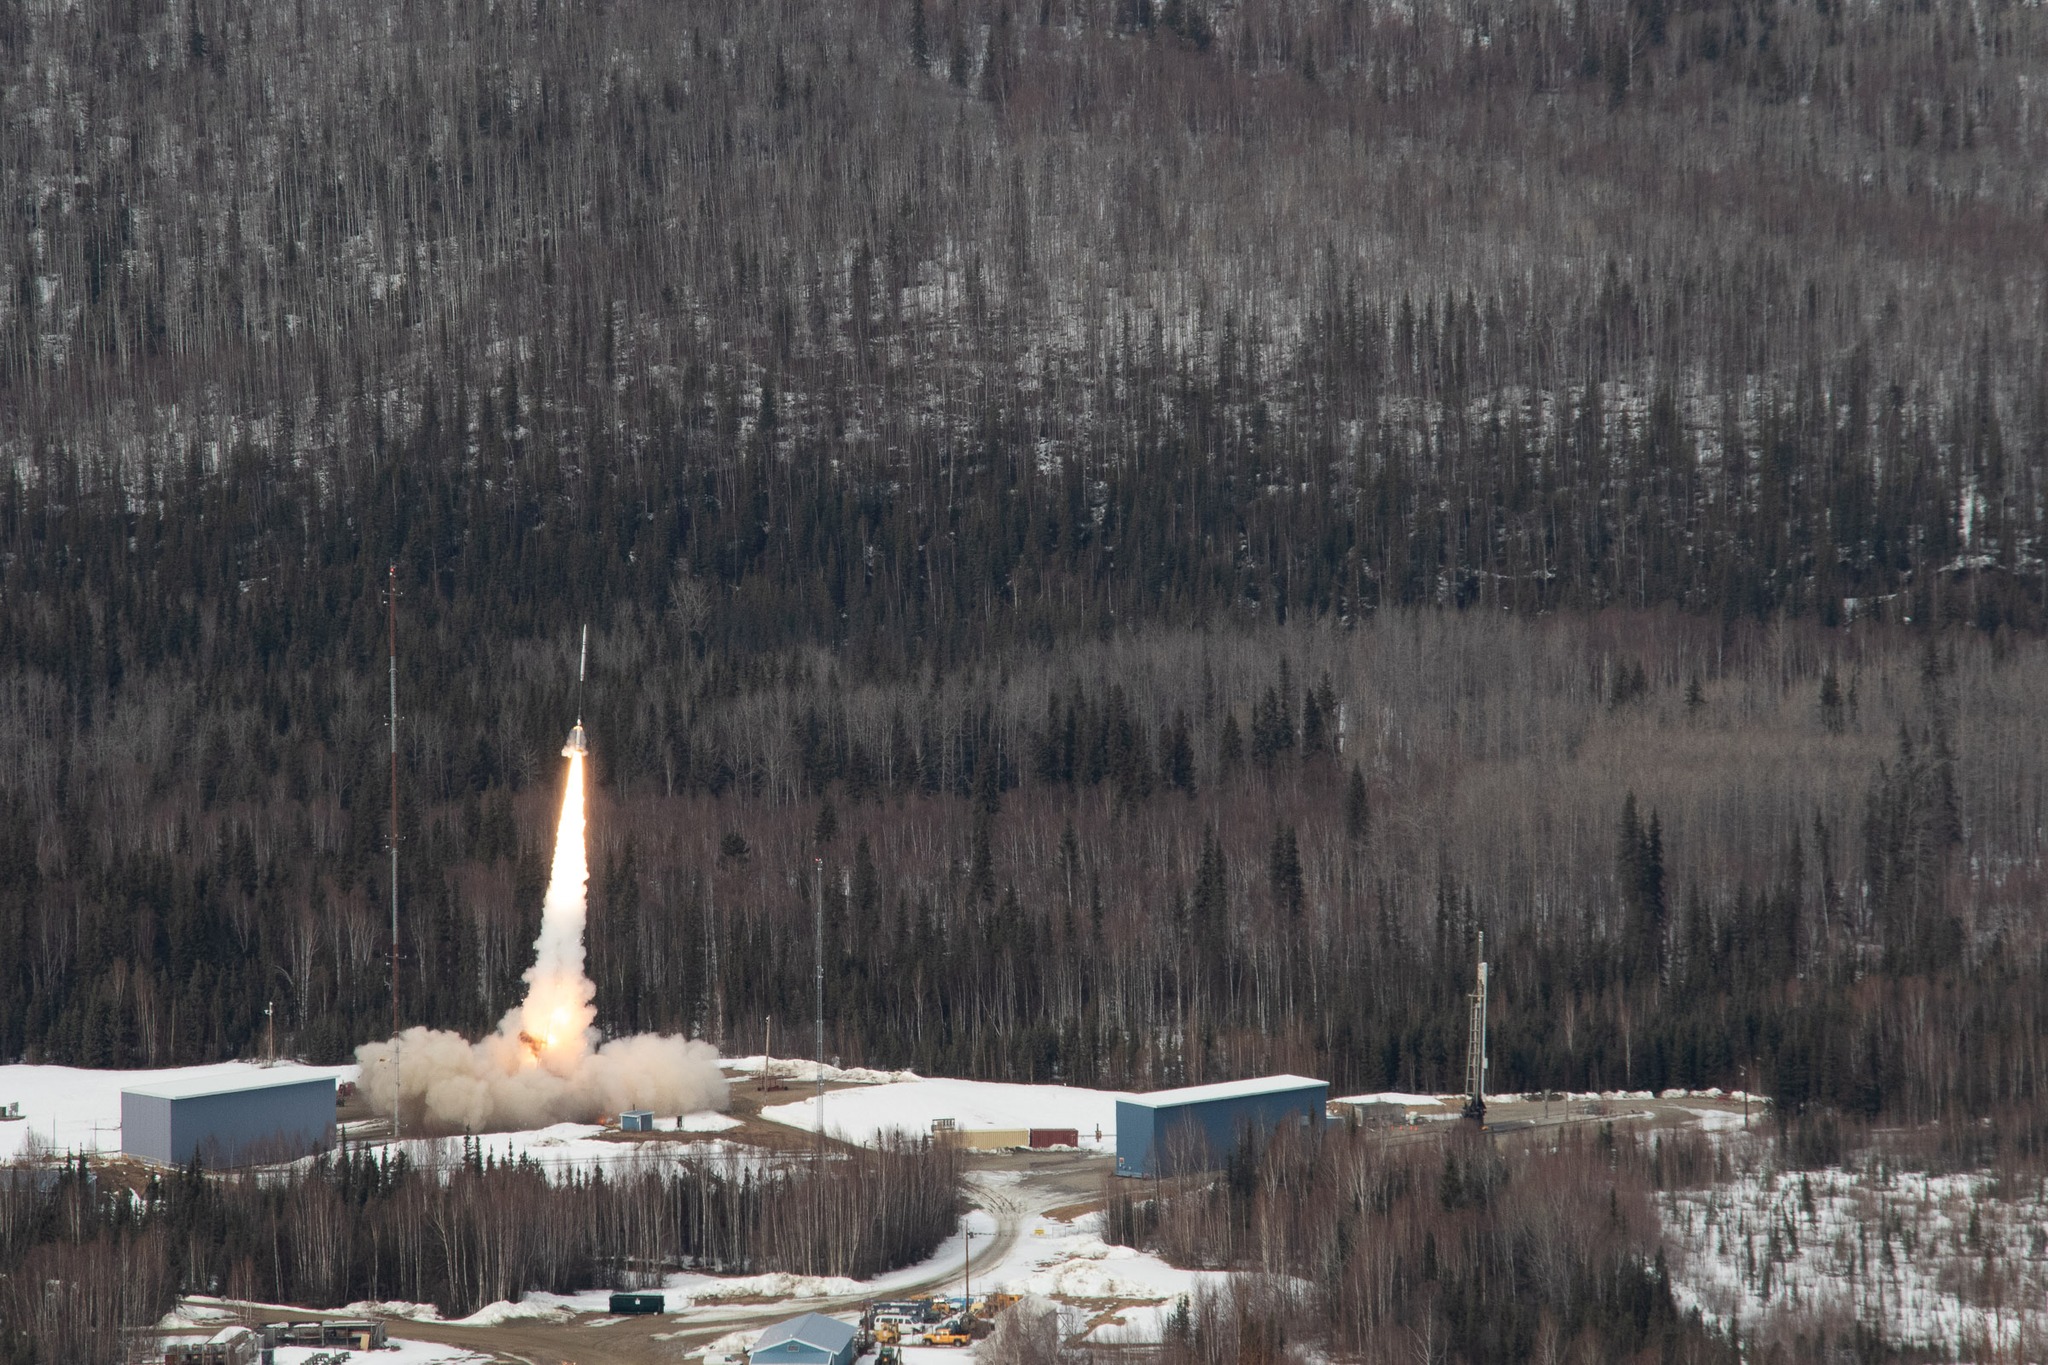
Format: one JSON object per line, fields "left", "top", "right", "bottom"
{"left": 610, "top": 1292, "right": 665, "bottom": 1314}
{"left": 1027, "top": 1128, "right": 1079, "bottom": 1148}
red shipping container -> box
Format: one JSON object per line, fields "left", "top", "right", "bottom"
{"left": 1028, "top": 1128, "right": 1079, "bottom": 1148}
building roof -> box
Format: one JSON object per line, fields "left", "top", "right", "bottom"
{"left": 121, "top": 1071, "right": 337, "bottom": 1102}
{"left": 1119, "top": 1074, "right": 1326, "bottom": 1109}
{"left": 754, "top": 1312, "right": 858, "bottom": 1355}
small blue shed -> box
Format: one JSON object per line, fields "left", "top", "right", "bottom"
{"left": 1115, "top": 1074, "right": 1328, "bottom": 1177}
{"left": 121, "top": 1072, "right": 336, "bottom": 1168}
{"left": 751, "top": 1313, "right": 858, "bottom": 1365}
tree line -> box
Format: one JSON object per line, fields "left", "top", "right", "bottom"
{"left": 1098, "top": 1120, "right": 1734, "bottom": 1365}
{"left": 8, "top": 591, "right": 2048, "bottom": 1137}
{"left": 0, "top": 1136, "right": 960, "bottom": 1364}
{"left": 0, "top": 0, "right": 2043, "bottom": 1149}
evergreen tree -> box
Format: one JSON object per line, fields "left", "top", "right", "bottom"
{"left": 1218, "top": 710, "right": 1244, "bottom": 778}
{"left": 1268, "top": 823, "right": 1304, "bottom": 918}
{"left": 1819, "top": 665, "right": 1845, "bottom": 734}
{"left": 1345, "top": 765, "right": 1371, "bottom": 844}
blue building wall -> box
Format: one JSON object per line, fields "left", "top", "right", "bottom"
{"left": 1115, "top": 1079, "right": 1328, "bottom": 1177}
{"left": 121, "top": 1077, "right": 336, "bottom": 1167}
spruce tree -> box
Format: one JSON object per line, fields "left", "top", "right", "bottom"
{"left": 1268, "top": 824, "right": 1304, "bottom": 918}
{"left": 1345, "top": 765, "right": 1371, "bottom": 844}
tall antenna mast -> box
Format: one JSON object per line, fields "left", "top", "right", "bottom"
{"left": 1463, "top": 930, "right": 1489, "bottom": 1125}
{"left": 814, "top": 856, "right": 826, "bottom": 1147}
{"left": 813, "top": 854, "right": 826, "bottom": 1274}
{"left": 388, "top": 564, "right": 402, "bottom": 1141}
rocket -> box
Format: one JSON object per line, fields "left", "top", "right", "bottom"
{"left": 562, "top": 624, "right": 589, "bottom": 756}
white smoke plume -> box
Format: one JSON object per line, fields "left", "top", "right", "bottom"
{"left": 355, "top": 746, "right": 728, "bottom": 1133}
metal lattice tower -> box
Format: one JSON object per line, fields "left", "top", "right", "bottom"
{"left": 1463, "top": 931, "right": 1489, "bottom": 1124}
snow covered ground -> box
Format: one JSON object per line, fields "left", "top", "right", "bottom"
{"left": 20, "top": 1059, "right": 1258, "bottom": 1354}
{"left": 1661, "top": 1138, "right": 2048, "bottom": 1354}
{"left": 760, "top": 1078, "right": 1129, "bottom": 1150}
{"left": 723, "top": 1055, "right": 922, "bottom": 1086}
{"left": 279, "top": 1340, "right": 486, "bottom": 1363}
{"left": 0, "top": 1061, "right": 355, "bottom": 1161}
{"left": 1331, "top": 1091, "right": 1454, "bottom": 1108}
{"left": 159, "top": 1300, "right": 488, "bottom": 1363}
{"left": 347, "top": 1123, "right": 765, "bottom": 1180}
{"left": 0, "top": 1057, "right": 749, "bottom": 1179}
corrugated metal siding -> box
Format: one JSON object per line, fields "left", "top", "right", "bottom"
{"left": 1115, "top": 1080, "right": 1328, "bottom": 1177}
{"left": 121, "top": 1091, "right": 177, "bottom": 1166}
{"left": 121, "top": 1078, "right": 335, "bottom": 1167}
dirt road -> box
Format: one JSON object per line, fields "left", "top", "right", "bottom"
{"left": 220, "top": 1102, "right": 1754, "bottom": 1363}
{"left": 231, "top": 1158, "right": 1069, "bottom": 1365}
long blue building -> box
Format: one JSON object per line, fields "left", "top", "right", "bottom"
{"left": 1114, "top": 1074, "right": 1328, "bottom": 1177}
{"left": 121, "top": 1072, "right": 337, "bottom": 1168}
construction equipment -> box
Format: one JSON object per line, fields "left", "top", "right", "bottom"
{"left": 874, "top": 1322, "right": 903, "bottom": 1346}
{"left": 876, "top": 1346, "right": 903, "bottom": 1365}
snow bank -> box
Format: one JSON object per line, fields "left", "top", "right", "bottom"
{"left": 345, "top": 1300, "right": 443, "bottom": 1321}
{"left": 1678, "top": 1106, "right": 1749, "bottom": 1133}
{"left": 723, "top": 1056, "right": 921, "bottom": 1086}
{"left": 353, "top": 1125, "right": 765, "bottom": 1181}
{"left": 761, "top": 1079, "right": 1128, "bottom": 1149}
{"left": 1011, "top": 1236, "right": 1196, "bottom": 1300}
{"left": 688, "top": 1272, "right": 867, "bottom": 1302}
{"left": 456, "top": 1298, "right": 572, "bottom": 1326}
{"left": 277, "top": 1342, "right": 487, "bottom": 1365}
{"left": 1331, "top": 1092, "right": 1451, "bottom": 1108}
{"left": 686, "top": 1328, "right": 763, "bottom": 1362}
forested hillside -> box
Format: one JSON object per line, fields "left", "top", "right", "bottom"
{"left": 3, "top": 0, "right": 2046, "bottom": 1125}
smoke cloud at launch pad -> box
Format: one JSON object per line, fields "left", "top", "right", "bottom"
{"left": 355, "top": 745, "right": 728, "bottom": 1134}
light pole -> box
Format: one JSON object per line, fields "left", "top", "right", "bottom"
{"left": 962, "top": 1226, "right": 988, "bottom": 1317}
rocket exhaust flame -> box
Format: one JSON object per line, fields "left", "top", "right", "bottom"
{"left": 356, "top": 726, "right": 726, "bottom": 1134}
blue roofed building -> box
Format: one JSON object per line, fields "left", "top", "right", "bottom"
{"left": 750, "top": 1312, "right": 859, "bottom": 1365}
{"left": 1115, "top": 1074, "right": 1328, "bottom": 1178}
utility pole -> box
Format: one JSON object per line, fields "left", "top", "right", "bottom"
{"left": 1462, "top": 931, "right": 1489, "bottom": 1125}
{"left": 388, "top": 564, "right": 402, "bottom": 1142}
{"left": 963, "top": 1227, "right": 988, "bottom": 1316}
{"left": 814, "top": 855, "right": 826, "bottom": 1153}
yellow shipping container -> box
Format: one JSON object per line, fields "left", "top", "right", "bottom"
{"left": 954, "top": 1128, "right": 1031, "bottom": 1150}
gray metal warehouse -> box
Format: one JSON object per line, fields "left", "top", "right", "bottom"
{"left": 1115, "top": 1074, "right": 1328, "bottom": 1177}
{"left": 121, "top": 1072, "right": 337, "bottom": 1167}
{"left": 749, "top": 1313, "right": 858, "bottom": 1365}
